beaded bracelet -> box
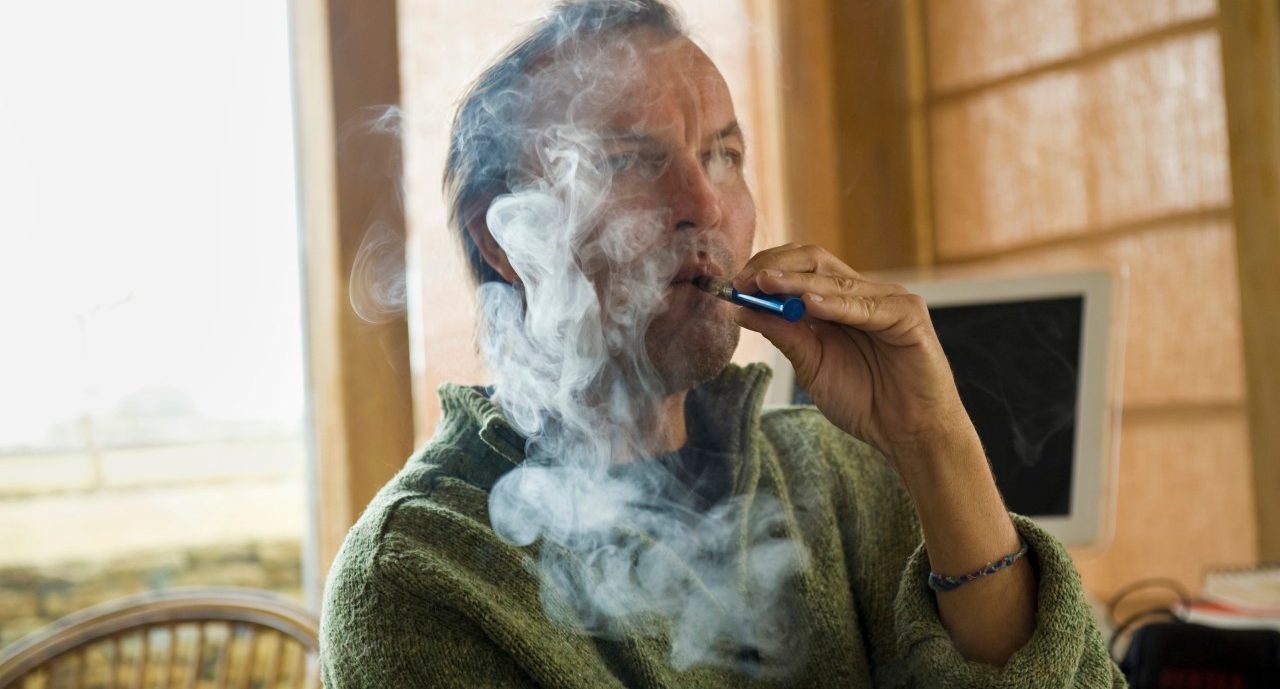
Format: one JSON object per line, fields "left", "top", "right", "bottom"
{"left": 927, "top": 540, "right": 1030, "bottom": 593}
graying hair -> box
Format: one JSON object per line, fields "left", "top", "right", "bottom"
{"left": 443, "top": 0, "right": 685, "bottom": 286}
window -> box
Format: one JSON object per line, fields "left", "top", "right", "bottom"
{"left": 0, "top": 0, "right": 308, "bottom": 645}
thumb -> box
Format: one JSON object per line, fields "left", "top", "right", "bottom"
{"left": 734, "top": 307, "right": 818, "bottom": 376}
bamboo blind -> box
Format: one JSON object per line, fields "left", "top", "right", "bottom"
{"left": 919, "top": 0, "right": 1255, "bottom": 598}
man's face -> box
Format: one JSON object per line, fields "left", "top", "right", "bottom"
{"left": 519, "top": 31, "right": 756, "bottom": 392}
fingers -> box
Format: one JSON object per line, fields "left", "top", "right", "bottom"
{"left": 732, "top": 244, "right": 859, "bottom": 292}
{"left": 754, "top": 270, "right": 908, "bottom": 301}
{"left": 731, "top": 243, "right": 930, "bottom": 345}
{"left": 803, "top": 291, "right": 933, "bottom": 342}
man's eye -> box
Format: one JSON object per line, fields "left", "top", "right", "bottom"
{"left": 607, "top": 151, "right": 670, "bottom": 179}
{"left": 705, "top": 148, "right": 743, "bottom": 179}
{"left": 608, "top": 152, "right": 637, "bottom": 173}
{"left": 705, "top": 148, "right": 741, "bottom": 167}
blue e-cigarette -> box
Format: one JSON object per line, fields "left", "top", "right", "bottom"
{"left": 693, "top": 276, "right": 805, "bottom": 322}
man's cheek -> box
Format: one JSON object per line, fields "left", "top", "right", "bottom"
{"left": 731, "top": 212, "right": 757, "bottom": 260}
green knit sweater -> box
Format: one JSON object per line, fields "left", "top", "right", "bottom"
{"left": 320, "top": 363, "right": 1126, "bottom": 688}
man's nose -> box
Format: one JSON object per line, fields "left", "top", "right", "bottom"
{"left": 668, "top": 154, "right": 723, "bottom": 232}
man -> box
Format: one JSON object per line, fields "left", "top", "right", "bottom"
{"left": 320, "top": 1, "right": 1125, "bottom": 687}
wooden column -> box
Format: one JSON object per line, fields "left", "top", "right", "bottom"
{"left": 828, "top": 0, "right": 930, "bottom": 271}
{"left": 759, "top": 0, "right": 927, "bottom": 272}
{"left": 1220, "top": 0, "right": 1280, "bottom": 560}
{"left": 291, "top": 0, "right": 415, "bottom": 607}
{"left": 757, "top": 0, "right": 844, "bottom": 259}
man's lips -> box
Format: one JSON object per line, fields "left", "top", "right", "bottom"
{"left": 670, "top": 263, "right": 724, "bottom": 285}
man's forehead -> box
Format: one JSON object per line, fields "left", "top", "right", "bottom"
{"left": 602, "top": 38, "right": 735, "bottom": 137}
{"left": 528, "top": 33, "right": 737, "bottom": 142}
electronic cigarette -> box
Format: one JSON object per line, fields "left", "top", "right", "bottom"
{"left": 693, "top": 276, "right": 805, "bottom": 322}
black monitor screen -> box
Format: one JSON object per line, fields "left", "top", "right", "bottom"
{"left": 932, "top": 297, "right": 1083, "bottom": 516}
{"left": 793, "top": 296, "right": 1084, "bottom": 517}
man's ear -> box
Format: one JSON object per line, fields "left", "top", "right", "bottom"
{"left": 465, "top": 210, "right": 519, "bottom": 284}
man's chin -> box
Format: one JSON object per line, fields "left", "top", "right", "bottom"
{"left": 645, "top": 314, "right": 741, "bottom": 394}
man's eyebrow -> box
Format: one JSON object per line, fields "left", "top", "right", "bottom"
{"left": 710, "top": 121, "right": 743, "bottom": 144}
{"left": 600, "top": 130, "right": 657, "bottom": 145}
{"left": 599, "top": 122, "right": 744, "bottom": 146}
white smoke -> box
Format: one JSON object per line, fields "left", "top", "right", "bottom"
{"left": 347, "top": 105, "right": 409, "bottom": 324}
{"left": 475, "top": 26, "right": 811, "bottom": 677}
{"left": 349, "top": 219, "right": 407, "bottom": 323}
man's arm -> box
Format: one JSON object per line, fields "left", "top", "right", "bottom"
{"left": 893, "top": 426, "right": 1035, "bottom": 666}
{"left": 732, "top": 244, "right": 1040, "bottom": 663}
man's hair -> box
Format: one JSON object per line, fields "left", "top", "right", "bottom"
{"left": 443, "top": 0, "right": 686, "bottom": 286}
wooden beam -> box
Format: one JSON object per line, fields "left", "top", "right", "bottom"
{"left": 762, "top": 0, "right": 844, "bottom": 260}
{"left": 291, "top": 0, "right": 415, "bottom": 607}
{"left": 903, "top": 0, "right": 936, "bottom": 269}
{"left": 828, "top": 0, "right": 928, "bottom": 271}
{"left": 1220, "top": 0, "right": 1280, "bottom": 560}
{"left": 761, "top": 0, "right": 927, "bottom": 272}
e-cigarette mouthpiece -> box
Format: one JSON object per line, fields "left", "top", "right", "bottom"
{"left": 692, "top": 276, "right": 806, "bottom": 322}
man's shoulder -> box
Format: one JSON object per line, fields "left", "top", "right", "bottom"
{"left": 326, "top": 442, "right": 520, "bottom": 592}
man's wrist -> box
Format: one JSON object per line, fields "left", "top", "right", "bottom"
{"left": 889, "top": 421, "right": 986, "bottom": 492}
{"left": 891, "top": 425, "right": 1022, "bottom": 573}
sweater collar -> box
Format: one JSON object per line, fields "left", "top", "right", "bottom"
{"left": 430, "top": 362, "right": 775, "bottom": 487}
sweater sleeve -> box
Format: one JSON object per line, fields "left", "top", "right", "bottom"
{"left": 319, "top": 554, "right": 537, "bottom": 689}
{"left": 891, "top": 513, "right": 1126, "bottom": 688}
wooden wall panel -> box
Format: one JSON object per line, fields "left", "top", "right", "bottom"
{"left": 931, "top": 72, "right": 1089, "bottom": 258}
{"left": 761, "top": 0, "right": 844, "bottom": 260}
{"left": 926, "top": 0, "right": 1080, "bottom": 91}
{"left": 926, "top": 0, "right": 1218, "bottom": 96}
{"left": 1078, "top": 0, "right": 1216, "bottom": 48}
{"left": 1084, "top": 30, "right": 1230, "bottom": 227}
{"left": 931, "top": 29, "right": 1230, "bottom": 261}
{"left": 1073, "top": 408, "right": 1256, "bottom": 597}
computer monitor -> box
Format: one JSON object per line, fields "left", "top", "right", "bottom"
{"left": 780, "top": 268, "right": 1124, "bottom": 548}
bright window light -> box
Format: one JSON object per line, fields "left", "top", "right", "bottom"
{"left": 0, "top": 0, "right": 308, "bottom": 643}
{"left": 0, "top": 0, "right": 305, "bottom": 451}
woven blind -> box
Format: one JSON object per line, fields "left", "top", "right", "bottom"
{"left": 920, "top": 0, "right": 1255, "bottom": 595}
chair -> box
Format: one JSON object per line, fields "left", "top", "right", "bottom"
{"left": 0, "top": 588, "right": 319, "bottom": 689}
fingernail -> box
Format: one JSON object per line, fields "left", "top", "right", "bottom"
{"left": 808, "top": 293, "right": 824, "bottom": 302}
{"left": 764, "top": 269, "right": 782, "bottom": 278}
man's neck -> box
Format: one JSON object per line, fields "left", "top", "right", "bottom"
{"left": 631, "top": 390, "right": 688, "bottom": 460}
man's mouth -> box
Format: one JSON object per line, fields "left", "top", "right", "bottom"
{"left": 669, "top": 262, "right": 724, "bottom": 286}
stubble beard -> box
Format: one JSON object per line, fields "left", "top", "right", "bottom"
{"left": 644, "top": 297, "right": 741, "bottom": 395}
